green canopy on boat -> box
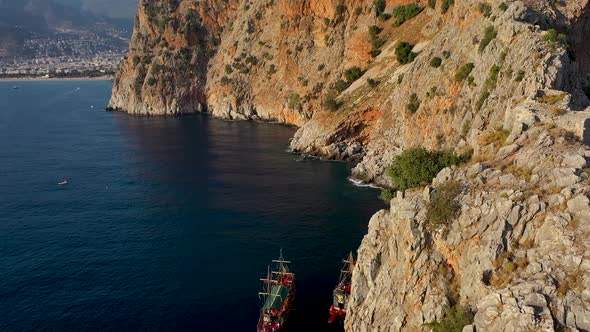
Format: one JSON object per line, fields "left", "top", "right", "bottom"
{"left": 262, "top": 285, "right": 289, "bottom": 311}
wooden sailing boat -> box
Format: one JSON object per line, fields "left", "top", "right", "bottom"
{"left": 257, "top": 249, "right": 295, "bottom": 332}
{"left": 328, "top": 252, "right": 355, "bottom": 324}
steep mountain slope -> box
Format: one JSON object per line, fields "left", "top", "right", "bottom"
{"left": 109, "top": 0, "right": 590, "bottom": 330}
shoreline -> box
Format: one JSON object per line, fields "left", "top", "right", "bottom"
{"left": 0, "top": 76, "right": 113, "bottom": 82}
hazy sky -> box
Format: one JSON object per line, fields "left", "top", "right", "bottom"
{"left": 56, "top": 0, "right": 138, "bottom": 19}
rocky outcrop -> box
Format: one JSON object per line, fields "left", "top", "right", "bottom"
{"left": 347, "top": 125, "right": 590, "bottom": 331}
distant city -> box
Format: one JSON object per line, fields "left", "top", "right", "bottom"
{"left": 0, "top": 0, "right": 135, "bottom": 79}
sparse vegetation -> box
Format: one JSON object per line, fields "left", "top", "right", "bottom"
{"left": 480, "top": 127, "right": 509, "bottom": 146}
{"left": 441, "top": 0, "right": 455, "bottom": 14}
{"left": 486, "top": 64, "right": 501, "bottom": 87}
{"left": 425, "top": 305, "right": 473, "bottom": 332}
{"left": 132, "top": 56, "right": 141, "bottom": 67}
{"left": 286, "top": 91, "right": 301, "bottom": 109}
{"left": 333, "top": 79, "right": 350, "bottom": 92}
{"left": 499, "top": 2, "right": 508, "bottom": 11}
{"left": 392, "top": 3, "right": 423, "bottom": 27}
{"left": 379, "top": 189, "right": 395, "bottom": 202}
{"left": 535, "top": 92, "right": 567, "bottom": 105}
{"left": 407, "top": 93, "right": 421, "bottom": 113}
{"left": 428, "top": 0, "right": 437, "bottom": 9}
{"left": 479, "top": 26, "right": 497, "bottom": 52}
{"left": 396, "top": 42, "right": 417, "bottom": 64}
{"left": 385, "top": 147, "right": 467, "bottom": 190}
{"left": 455, "top": 63, "right": 475, "bottom": 82}
{"left": 344, "top": 66, "right": 364, "bottom": 82}
{"left": 442, "top": 50, "right": 451, "bottom": 59}
{"left": 425, "top": 181, "right": 462, "bottom": 231}
{"left": 430, "top": 57, "right": 442, "bottom": 68}
{"left": 544, "top": 28, "right": 568, "bottom": 45}
{"left": 324, "top": 92, "right": 340, "bottom": 111}
{"left": 368, "top": 25, "right": 383, "bottom": 36}
{"left": 514, "top": 70, "right": 525, "bottom": 82}
{"left": 478, "top": 2, "right": 492, "bottom": 17}
{"left": 367, "top": 78, "right": 380, "bottom": 87}
{"left": 374, "top": 0, "right": 386, "bottom": 17}
{"left": 476, "top": 91, "right": 490, "bottom": 111}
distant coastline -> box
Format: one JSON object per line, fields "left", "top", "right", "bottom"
{"left": 0, "top": 76, "right": 113, "bottom": 82}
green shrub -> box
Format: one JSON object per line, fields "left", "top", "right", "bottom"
{"left": 379, "top": 13, "right": 392, "bottom": 21}
{"left": 396, "top": 42, "right": 417, "bottom": 64}
{"left": 425, "top": 181, "right": 462, "bottom": 230}
{"left": 479, "top": 26, "right": 497, "bottom": 52}
{"left": 392, "top": 3, "right": 423, "bottom": 27}
{"left": 499, "top": 2, "right": 508, "bottom": 11}
{"left": 132, "top": 56, "right": 141, "bottom": 67}
{"left": 374, "top": 0, "right": 386, "bottom": 17}
{"left": 344, "top": 66, "right": 364, "bottom": 82}
{"left": 369, "top": 25, "right": 383, "bottom": 37}
{"left": 428, "top": 0, "right": 436, "bottom": 9}
{"left": 430, "top": 57, "right": 442, "bottom": 68}
{"left": 220, "top": 76, "right": 231, "bottom": 85}
{"left": 425, "top": 305, "right": 473, "bottom": 332}
{"left": 514, "top": 70, "right": 525, "bottom": 82}
{"left": 224, "top": 64, "right": 233, "bottom": 74}
{"left": 367, "top": 78, "right": 380, "bottom": 87}
{"left": 486, "top": 64, "right": 501, "bottom": 86}
{"left": 336, "top": 3, "right": 347, "bottom": 15}
{"left": 385, "top": 147, "right": 466, "bottom": 190}
{"left": 455, "top": 63, "right": 475, "bottom": 82}
{"left": 442, "top": 50, "right": 451, "bottom": 59}
{"left": 476, "top": 90, "right": 490, "bottom": 110}
{"left": 147, "top": 77, "right": 157, "bottom": 86}
{"left": 369, "top": 49, "right": 382, "bottom": 57}
{"left": 371, "top": 37, "right": 386, "bottom": 50}
{"left": 407, "top": 93, "right": 421, "bottom": 113}
{"left": 333, "top": 79, "right": 351, "bottom": 92}
{"left": 286, "top": 91, "right": 301, "bottom": 109}
{"left": 441, "top": 0, "right": 454, "bottom": 14}
{"left": 379, "top": 189, "right": 395, "bottom": 202}
{"left": 324, "top": 92, "right": 340, "bottom": 111}
{"left": 478, "top": 2, "right": 492, "bottom": 17}
{"left": 544, "top": 28, "right": 568, "bottom": 45}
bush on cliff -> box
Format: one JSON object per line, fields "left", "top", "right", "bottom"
{"left": 392, "top": 3, "right": 422, "bottom": 27}
{"left": 426, "top": 181, "right": 462, "bottom": 231}
{"left": 396, "top": 42, "right": 417, "bottom": 64}
{"left": 374, "top": 0, "right": 386, "bottom": 17}
{"left": 385, "top": 147, "right": 466, "bottom": 190}
{"left": 425, "top": 305, "right": 473, "bottom": 332}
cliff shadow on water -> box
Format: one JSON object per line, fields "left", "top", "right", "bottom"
{"left": 110, "top": 112, "right": 384, "bottom": 331}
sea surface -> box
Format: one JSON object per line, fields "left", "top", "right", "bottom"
{"left": 0, "top": 80, "right": 383, "bottom": 331}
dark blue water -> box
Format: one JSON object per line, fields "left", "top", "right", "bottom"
{"left": 0, "top": 80, "right": 383, "bottom": 331}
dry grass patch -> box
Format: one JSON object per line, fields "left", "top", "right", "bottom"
{"left": 480, "top": 128, "right": 509, "bottom": 146}
{"left": 535, "top": 92, "right": 567, "bottom": 105}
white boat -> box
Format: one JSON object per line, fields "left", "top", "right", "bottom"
{"left": 58, "top": 180, "right": 68, "bottom": 185}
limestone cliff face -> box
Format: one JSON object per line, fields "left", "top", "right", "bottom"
{"left": 109, "top": 0, "right": 377, "bottom": 124}
{"left": 110, "top": 0, "right": 590, "bottom": 330}
{"left": 348, "top": 128, "right": 590, "bottom": 331}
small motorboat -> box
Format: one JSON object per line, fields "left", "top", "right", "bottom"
{"left": 58, "top": 180, "right": 68, "bottom": 185}
{"left": 12, "top": 86, "right": 19, "bottom": 90}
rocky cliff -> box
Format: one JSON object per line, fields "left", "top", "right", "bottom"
{"left": 110, "top": 0, "right": 590, "bottom": 330}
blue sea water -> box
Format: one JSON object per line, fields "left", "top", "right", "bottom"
{"left": 0, "top": 80, "right": 383, "bottom": 331}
